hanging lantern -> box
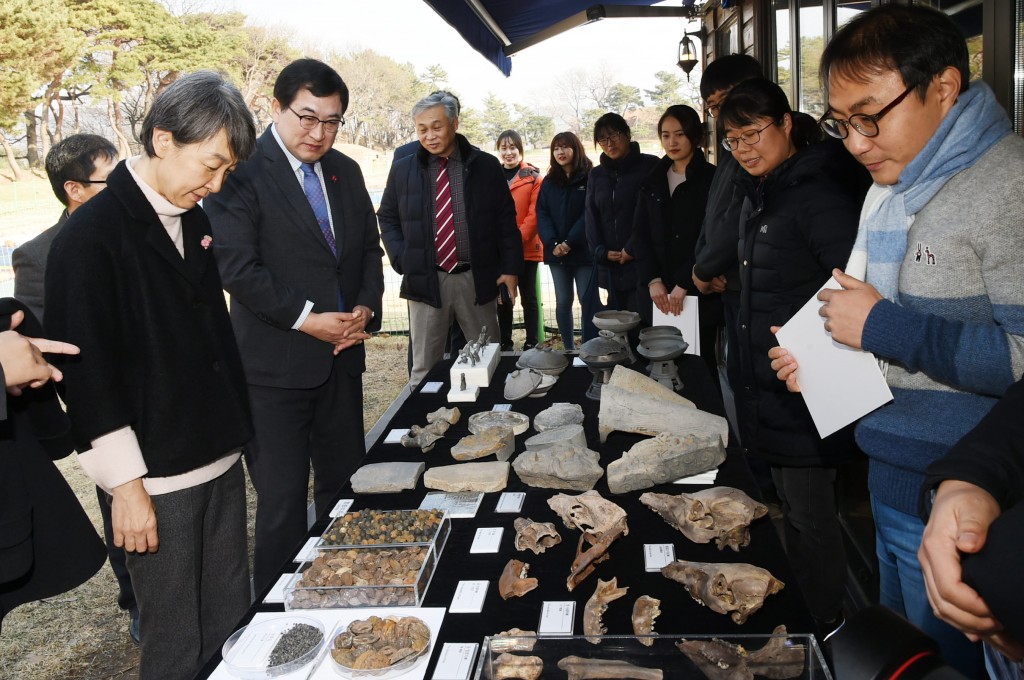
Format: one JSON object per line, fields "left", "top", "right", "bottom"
{"left": 677, "top": 35, "right": 699, "bottom": 79}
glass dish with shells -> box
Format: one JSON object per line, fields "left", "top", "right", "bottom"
{"left": 328, "top": 615, "right": 432, "bottom": 678}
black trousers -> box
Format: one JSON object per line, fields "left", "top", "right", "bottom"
{"left": 770, "top": 465, "right": 846, "bottom": 625}
{"left": 246, "top": 366, "right": 366, "bottom": 593}
{"left": 497, "top": 261, "right": 540, "bottom": 348}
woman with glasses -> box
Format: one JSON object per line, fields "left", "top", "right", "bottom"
{"left": 632, "top": 104, "right": 721, "bottom": 384}
{"left": 495, "top": 130, "right": 543, "bottom": 351}
{"left": 536, "top": 131, "right": 598, "bottom": 349}
{"left": 584, "top": 113, "right": 659, "bottom": 315}
{"left": 720, "top": 77, "right": 869, "bottom": 636}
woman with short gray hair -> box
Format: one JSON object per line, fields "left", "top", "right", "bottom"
{"left": 45, "top": 71, "right": 257, "bottom": 679}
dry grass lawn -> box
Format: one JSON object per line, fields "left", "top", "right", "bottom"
{"left": 0, "top": 335, "right": 410, "bottom": 680}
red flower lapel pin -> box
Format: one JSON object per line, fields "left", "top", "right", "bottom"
{"left": 201, "top": 235, "right": 213, "bottom": 249}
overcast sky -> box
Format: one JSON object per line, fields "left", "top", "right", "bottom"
{"left": 221, "top": 0, "right": 699, "bottom": 110}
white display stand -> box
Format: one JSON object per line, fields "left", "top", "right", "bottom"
{"left": 449, "top": 342, "right": 500, "bottom": 388}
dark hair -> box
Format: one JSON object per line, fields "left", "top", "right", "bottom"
{"left": 700, "top": 54, "right": 762, "bottom": 99}
{"left": 821, "top": 4, "right": 970, "bottom": 101}
{"left": 719, "top": 78, "right": 821, "bottom": 149}
{"left": 141, "top": 71, "right": 256, "bottom": 162}
{"left": 658, "top": 105, "right": 704, "bottom": 149}
{"left": 44, "top": 134, "right": 118, "bottom": 206}
{"left": 496, "top": 130, "right": 524, "bottom": 155}
{"left": 273, "top": 58, "right": 350, "bottom": 113}
{"left": 546, "top": 131, "right": 592, "bottom": 186}
{"left": 592, "top": 112, "right": 631, "bottom": 147}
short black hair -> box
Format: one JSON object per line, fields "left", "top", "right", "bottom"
{"left": 821, "top": 4, "right": 970, "bottom": 101}
{"left": 700, "top": 54, "right": 762, "bottom": 99}
{"left": 658, "top": 105, "right": 704, "bottom": 149}
{"left": 141, "top": 71, "right": 256, "bottom": 162}
{"left": 274, "top": 58, "right": 350, "bottom": 114}
{"left": 44, "top": 134, "right": 118, "bottom": 206}
{"left": 720, "top": 78, "right": 821, "bottom": 150}
{"left": 592, "top": 112, "right": 631, "bottom": 147}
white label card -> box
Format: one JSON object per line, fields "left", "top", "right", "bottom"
{"left": 384, "top": 428, "right": 410, "bottom": 444}
{"left": 292, "top": 537, "right": 318, "bottom": 563}
{"left": 492, "top": 403, "right": 512, "bottom": 411}
{"left": 644, "top": 543, "right": 676, "bottom": 572}
{"left": 262, "top": 573, "right": 292, "bottom": 604}
{"left": 450, "top": 580, "right": 489, "bottom": 613}
{"left": 495, "top": 492, "right": 525, "bottom": 513}
{"left": 572, "top": 357, "right": 586, "bottom": 367}
{"left": 329, "top": 498, "right": 354, "bottom": 517}
{"left": 421, "top": 381, "right": 444, "bottom": 393}
{"left": 470, "top": 527, "right": 503, "bottom": 553}
{"left": 538, "top": 601, "right": 576, "bottom": 635}
{"left": 420, "top": 491, "right": 484, "bottom": 519}
{"left": 432, "top": 642, "right": 479, "bottom": 680}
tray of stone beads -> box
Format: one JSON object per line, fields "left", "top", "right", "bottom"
{"left": 283, "top": 544, "right": 439, "bottom": 610}
{"left": 315, "top": 509, "right": 450, "bottom": 554}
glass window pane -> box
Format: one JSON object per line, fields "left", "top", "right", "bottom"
{"left": 798, "top": 0, "right": 825, "bottom": 118}
{"left": 775, "top": 0, "right": 794, "bottom": 107}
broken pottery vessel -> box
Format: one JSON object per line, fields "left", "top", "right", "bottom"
{"left": 450, "top": 425, "right": 515, "bottom": 462}
{"left": 598, "top": 366, "right": 727, "bottom": 445}
{"left": 583, "top": 577, "right": 629, "bottom": 644}
{"left": 504, "top": 369, "right": 543, "bottom": 400}
{"left": 423, "top": 461, "right": 509, "bottom": 493}
{"left": 606, "top": 432, "right": 726, "bottom": 494}
{"left": 676, "top": 625, "right": 804, "bottom": 680}
{"left": 512, "top": 445, "right": 604, "bottom": 491}
{"left": 631, "top": 595, "right": 661, "bottom": 646}
{"left": 533, "top": 403, "right": 585, "bottom": 432}
{"left": 468, "top": 410, "right": 530, "bottom": 436}
{"left": 498, "top": 559, "right": 538, "bottom": 600}
{"left": 640, "top": 487, "right": 768, "bottom": 551}
{"left": 661, "top": 560, "right": 784, "bottom": 625}
{"left": 513, "top": 517, "right": 562, "bottom": 554}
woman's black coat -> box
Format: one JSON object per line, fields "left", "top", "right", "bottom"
{"left": 536, "top": 169, "right": 592, "bottom": 267}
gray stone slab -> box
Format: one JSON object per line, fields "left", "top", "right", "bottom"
{"left": 534, "top": 403, "right": 585, "bottom": 432}
{"left": 606, "top": 432, "right": 726, "bottom": 494}
{"left": 423, "top": 461, "right": 510, "bottom": 493}
{"left": 512, "top": 445, "right": 604, "bottom": 491}
{"left": 524, "top": 424, "right": 586, "bottom": 452}
{"left": 349, "top": 462, "right": 425, "bottom": 494}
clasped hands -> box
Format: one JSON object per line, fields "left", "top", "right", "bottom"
{"left": 649, "top": 281, "right": 687, "bottom": 316}
{"left": 606, "top": 249, "right": 633, "bottom": 264}
{"left": 692, "top": 271, "right": 727, "bottom": 295}
{"left": 301, "top": 306, "right": 373, "bottom": 355}
{"left": 552, "top": 242, "right": 571, "bottom": 258}
{"left": 768, "top": 269, "right": 881, "bottom": 392}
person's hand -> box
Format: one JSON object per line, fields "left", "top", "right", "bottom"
{"left": 606, "top": 250, "right": 622, "bottom": 263}
{"left": 768, "top": 326, "right": 801, "bottom": 393}
{"left": 497, "top": 274, "right": 518, "bottom": 305}
{"left": 667, "top": 285, "right": 686, "bottom": 316}
{"left": 649, "top": 281, "right": 669, "bottom": 314}
{"left": 618, "top": 250, "right": 634, "bottom": 264}
{"left": 0, "top": 310, "right": 81, "bottom": 395}
{"left": 330, "top": 307, "right": 373, "bottom": 355}
{"left": 919, "top": 480, "right": 1002, "bottom": 640}
{"left": 817, "top": 269, "right": 883, "bottom": 349}
{"left": 300, "top": 310, "right": 367, "bottom": 346}
{"left": 111, "top": 478, "right": 158, "bottom": 553}
{"left": 553, "top": 243, "right": 570, "bottom": 258}
{"left": 692, "top": 271, "right": 726, "bottom": 295}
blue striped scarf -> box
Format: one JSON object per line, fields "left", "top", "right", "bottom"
{"left": 850, "top": 81, "right": 1012, "bottom": 302}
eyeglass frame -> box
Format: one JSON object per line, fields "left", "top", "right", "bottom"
{"left": 596, "top": 131, "right": 623, "bottom": 147}
{"left": 721, "top": 118, "right": 783, "bottom": 152}
{"left": 818, "top": 82, "right": 916, "bottom": 140}
{"left": 287, "top": 106, "right": 345, "bottom": 134}
{"left": 67, "top": 178, "right": 107, "bottom": 185}
{"left": 703, "top": 87, "right": 733, "bottom": 118}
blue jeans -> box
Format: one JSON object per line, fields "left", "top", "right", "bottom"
{"left": 871, "top": 497, "right": 986, "bottom": 678}
{"left": 549, "top": 264, "right": 596, "bottom": 349}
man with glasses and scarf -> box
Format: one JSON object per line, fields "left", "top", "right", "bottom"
{"left": 769, "top": 6, "right": 1024, "bottom": 676}
{"left": 205, "top": 59, "right": 384, "bottom": 595}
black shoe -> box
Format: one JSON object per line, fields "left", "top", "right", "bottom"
{"left": 129, "top": 611, "right": 140, "bottom": 645}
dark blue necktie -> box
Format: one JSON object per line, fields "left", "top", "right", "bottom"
{"left": 301, "top": 162, "right": 344, "bottom": 310}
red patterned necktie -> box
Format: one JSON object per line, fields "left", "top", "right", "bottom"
{"left": 434, "top": 157, "right": 457, "bottom": 272}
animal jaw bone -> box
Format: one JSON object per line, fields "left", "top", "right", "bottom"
{"left": 513, "top": 517, "right": 562, "bottom": 554}
{"left": 676, "top": 625, "right": 804, "bottom": 680}
{"left": 491, "top": 653, "right": 543, "bottom": 680}
{"left": 548, "top": 491, "right": 630, "bottom": 591}
{"left": 631, "top": 595, "right": 661, "bottom": 646}
{"left": 661, "top": 560, "right": 784, "bottom": 625}
{"left": 556, "top": 656, "right": 663, "bottom": 680}
{"left": 640, "top": 487, "right": 767, "bottom": 551}
{"left": 583, "top": 578, "right": 629, "bottom": 644}
{"left": 498, "top": 559, "right": 538, "bottom": 600}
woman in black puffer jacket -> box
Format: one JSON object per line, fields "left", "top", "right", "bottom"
{"left": 721, "top": 78, "right": 869, "bottom": 633}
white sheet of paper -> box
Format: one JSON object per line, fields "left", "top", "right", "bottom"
{"left": 538, "top": 601, "right": 575, "bottom": 635}
{"left": 384, "top": 428, "right": 409, "bottom": 444}
{"left": 494, "top": 492, "right": 525, "bottom": 513}
{"left": 469, "top": 527, "right": 503, "bottom": 553}
{"left": 652, "top": 297, "right": 699, "bottom": 356}
{"left": 450, "top": 580, "right": 489, "bottom": 613}
{"left": 643, "top": 544, "right": 676, "bottom": 572}
{"left": 775, "top": 277, "right": 893, "bottom": 438}
{"left": 432, "top": 643, "right": 479, "bottom": 680}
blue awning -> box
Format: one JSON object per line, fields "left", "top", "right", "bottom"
{"left": 421, "top": 1, "right": 692, "bottom": 76}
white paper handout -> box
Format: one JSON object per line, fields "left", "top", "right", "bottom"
{"left": 652, "top": 297, "right": 699, "bottom": 356}
{"left": 774, "top": 277, "right": 893, "bottom": 438}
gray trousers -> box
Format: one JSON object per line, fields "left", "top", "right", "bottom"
{"left": 408, "top": 270, "right": 498, "bottom": 387}
{"left": 126, "top": 459, "right": 250, "bottom": 680}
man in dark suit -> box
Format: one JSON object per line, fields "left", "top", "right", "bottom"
{"left": 205, "top": 59, "right": 385, "bottom": 593}
{"left": 13, "top": 134, "right": 117, "bottom": 324}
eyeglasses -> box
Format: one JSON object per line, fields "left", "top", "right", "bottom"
{"left": 68, "top": 179, "right": 107, "bottom": 185}
{"left": 288, "top": 106, "right": 344, "bottom": 134}
{"left": 596, "top": 131, "right": 622, "bottom": 147}
{"left": 819, "top": 83, "right": 916, "bottom": 140}
{"left": 704, "top": 88, "right": 732, "bottom": 118}
{"left": 721, "top": 119, "right": 781, "bottom": 151}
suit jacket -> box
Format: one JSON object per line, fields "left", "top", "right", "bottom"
{"left": 44, "top": 162, "right": 253, "bottom": 477}
{"left": 11, "top": 212, "right": 67, "bottom": 325}
{"left": 205, "top": 129, "right": 385, "bottom": 390}
{"left": 0, "top": 298, "right": 106, "bottom": 629}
